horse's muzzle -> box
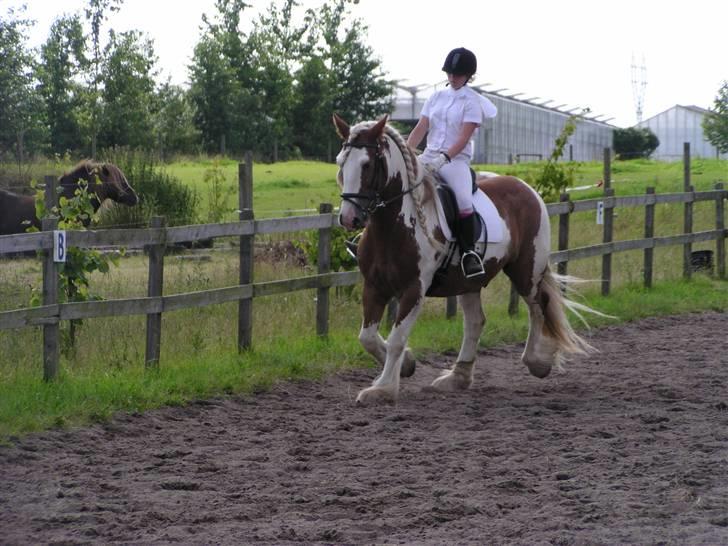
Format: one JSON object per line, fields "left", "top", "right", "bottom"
{"left": 120, "top": 190, "right": 139, "bottom": 206}
{"left": 338, "top": 202, "right": 366, "bottom": 230}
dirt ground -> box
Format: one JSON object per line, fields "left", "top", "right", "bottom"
{"left": 1, "top": 311, "right": 728, "bottom": 545}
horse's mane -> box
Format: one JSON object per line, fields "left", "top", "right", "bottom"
{"left": 62, "top": 160, "right": 98, "bottom": 182}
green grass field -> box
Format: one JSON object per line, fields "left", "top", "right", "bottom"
{"left": 0, "top": 156, "right": 726, "bottom": 440}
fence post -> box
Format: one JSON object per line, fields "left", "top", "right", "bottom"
{"left": 44, "top": 175, "right": 57, "bottom": 214}
{"left": 601, "top": 187, "right": 614, "bottom": 296}
{"left": 316, "top": 203, "right": 333, "bottom": 337}
{"left": 42, "top": 217, "right": 59, "bottom": 381}
{"left": 385, "top": 299, "right": 398, "bottom": 328}
{"left": 557, "top": 192, "right": 570, "bottom": 277}
{"left": 238, "top": 153, "right": 254, "bottom": 351}
{"left": 145, "top": 216, "right": 166, "bottom": 368}
{"left": 603, "top": 147, "right": 611, "bottom": 190}
{"left": 446, "top": 296, "right": 457, "bottom": 319}
{"left": 644, "top": 187, "right": 655, "bottom": 288}
{"left": 508, "top": 283, "right": 519, "bottom": 316}
{"left": 716, "top": 182, "right": 725, "bottom": 279}
{"left": 683, "top": 143, "right": 693, "bottom": 279}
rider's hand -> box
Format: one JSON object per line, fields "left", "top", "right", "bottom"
{"left": 424, "top": 151, "right": 451, "bottom": 173}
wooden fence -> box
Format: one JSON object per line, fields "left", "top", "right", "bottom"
{"left": 1, "top": 146, "right": 726, "bottom": 380}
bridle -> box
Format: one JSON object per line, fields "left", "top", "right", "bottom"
{"left": 339, "top": 139, "right": 423, "bottom": 220}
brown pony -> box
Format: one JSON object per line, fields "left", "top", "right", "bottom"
{"left": 0, "top": 161, "right": 138, "bottom": 235}
{"left": 333, "top": 114, "right": 603, "bottom": 405}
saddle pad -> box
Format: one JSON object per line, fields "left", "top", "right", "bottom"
{"left": 436, "top": 189, "right": 505, "bottom": 243}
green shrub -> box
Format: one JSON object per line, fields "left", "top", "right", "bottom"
{"left": 613, "top": 127, "right": 659, "bottom": 160}
{"left": 98, "top": 148, "right": 199, "bottom": 227}
{"left": 524, "top": 113, "right": 581, "bottom": 201}
{"left": 297, "top": 226, "right": 359, "bottom": 272}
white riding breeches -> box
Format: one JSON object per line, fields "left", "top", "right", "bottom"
{"left": 422, "top": 151, "right": 473, "bottom": 214}
{"left": 438, "top": 159, "right": 474, "bottom": 214}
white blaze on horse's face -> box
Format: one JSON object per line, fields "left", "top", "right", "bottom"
{"left": 336, "top": 145, "right": 371, "bottom": 230}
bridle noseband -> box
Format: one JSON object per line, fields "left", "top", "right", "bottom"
{"left": 339, "top": 139, "right": 422, "bottom": 219}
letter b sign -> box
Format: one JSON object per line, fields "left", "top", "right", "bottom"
{"left": 53, "top": 230, "right": 67, "bottom": 263}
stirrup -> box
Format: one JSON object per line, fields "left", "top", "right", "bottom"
{"left": 461, "top": 250, "right": 485, "bottom": 278}
{"left": 345, "top": 233, "right": 362, "bottom": 260}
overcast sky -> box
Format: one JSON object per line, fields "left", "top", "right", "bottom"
{"left": 7, "top": 0, "right": 727, "bottom": 128}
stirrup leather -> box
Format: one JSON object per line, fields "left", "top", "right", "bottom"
{"left": 461, "top": 250, "right": 485, "bottom": 278}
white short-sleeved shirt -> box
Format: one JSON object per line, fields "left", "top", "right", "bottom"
{"left": 421, "top": 86, "right": 497, "bottom": 160}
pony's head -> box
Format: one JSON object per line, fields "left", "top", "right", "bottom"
{"left": 333, "top": 114, "right": 392, "bottom": 230}
{"left": 60, "top": 161, "right": 139, "bottom": 207}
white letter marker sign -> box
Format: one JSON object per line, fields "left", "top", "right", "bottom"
{"left": 53, "top": 230, "right": 67, "bottom": 263}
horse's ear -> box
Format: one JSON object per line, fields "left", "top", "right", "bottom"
{"left": 102, "top": 165, "right": 110, "bottom": 176}
{"left": 332, "top": 113, "right": 349, "bottom": 140}
{"left": 371, "top": 114, "right": 389, "bottom": 137}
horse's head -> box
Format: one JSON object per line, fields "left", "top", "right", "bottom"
{"left": 333, "top": 114, "right": 392, "bottom": 230}
{"left": 59, "top": 161, "right": 139, "bottom": 208}
{"left": 95, "top": 163, "right": 139, "bottom": 206}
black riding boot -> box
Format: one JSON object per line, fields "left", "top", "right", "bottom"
{"left": 457, "top": 213, "right": 485, "bottom": 278}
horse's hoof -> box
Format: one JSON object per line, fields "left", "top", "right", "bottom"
{"left": 400, "top": 351, "right": 416, "bottom": 378}
{"left": 356, "top": 386, "right": 397, "bottom": 405}
{"left": 524, "top": 359, "right": 552, "bottom": 378}
{"left": 429, "top": 370, "right": 472, "bottom": 392}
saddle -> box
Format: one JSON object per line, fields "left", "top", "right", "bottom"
{"left": 434, "top": 169, "right": 488, "bottom": 273}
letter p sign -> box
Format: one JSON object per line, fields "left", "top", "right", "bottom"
{"left": 53, "top": 230, "right": 67, "bottom": 263}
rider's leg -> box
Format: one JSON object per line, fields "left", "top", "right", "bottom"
{"left": 456, "top": 212, "right": 485, "bottom": 277}
{"left": 439, "top": 161, "right": 484, "bottom": 278}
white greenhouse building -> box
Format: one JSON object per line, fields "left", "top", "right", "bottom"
{"left": 636, "top": 105, "right": 727, "bottom": 161}
{"left": 391, "top": 83, "right": 615, "bottom": 164}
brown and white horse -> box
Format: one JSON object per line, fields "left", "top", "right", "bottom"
{"left": 334, "top": 114, "right": 600, "bottom": 405}
{"left": 0, "top": 160, "right": 138, "bottom": 235}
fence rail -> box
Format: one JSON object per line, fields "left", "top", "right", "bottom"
{"left": 1, "top": 146, "right": 726, "bottom": 380}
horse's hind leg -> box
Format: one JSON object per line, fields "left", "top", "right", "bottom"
{"left": 521, "top": 292, "right": 561, "bottom": 378}
{"left": 507, "top": 267, "right": 560, "bottom": 378}
{"left": 430, "top": 291, "right": 484, "bottom": 392}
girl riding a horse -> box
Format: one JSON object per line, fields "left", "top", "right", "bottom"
{"left": 334, "top": 114, "right": 603, "bottom": 405}
{"left": 407, "top": 47, "right": 497, "bottom": 278}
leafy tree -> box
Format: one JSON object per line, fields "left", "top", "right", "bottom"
{"left": 98, "top": 29, "right": 158, "bottom": 149}
{"left": 248, "top": 0, "right": 314, "bottom": 159}
{"left": 154, "top": 82, "right": 202, "bottom": 157}
{"left": 316, "top": 0, "right": 394, "bottom": 123}
{"left": 37, "top": 14, "right": 87, "bottom": 156}
{"left": 613, "top": 127, "right": 659, "bottom": 160}
{"left": 188, "top": 0, "right": 393, "bottom": 159}
{"left": 292, "top": 55, "right": 333, "bottom": 158}
{"left": 83, "top": 0, "right": 123, "bottom": 158}
{"left": 286, "top": 0, "right": 393, "bottom": 159}
{"left": 703, "top": 81, "right": 728, "bottom": 154}
{"left": 188, "top": 0, "right": 259, "bottom": 154}
{"left": 189, "top": 35, "right": 234, "bottom": 153}
{"left": 0, "top": 6, "right": 47, "bottom": 165}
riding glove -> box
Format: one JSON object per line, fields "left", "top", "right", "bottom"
{"left": 424, "top": 152, "right": 451, "bottom": 173}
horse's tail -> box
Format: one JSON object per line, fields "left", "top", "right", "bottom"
{"left": 540, "top": 266, "right": 612, "bottom": 357}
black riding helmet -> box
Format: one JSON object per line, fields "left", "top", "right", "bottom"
{"left": 441, "top": 47, "right": 477, "bottom": 77}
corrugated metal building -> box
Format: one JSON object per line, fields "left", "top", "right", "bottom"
{"left": 636, "top": 105, "right": 727, "bottom": 160}
{"left": 391, "top": 84, "right": 615, "bottom": 164}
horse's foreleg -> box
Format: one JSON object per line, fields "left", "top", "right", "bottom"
{"left": 358, "top": 289, "right": 416, "bottom": 378}
{"left": 430, "top": 291, "right": 484, "bottom": 392}
{"left": 357, "top": 285, "right": 423, "bottom": 405}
